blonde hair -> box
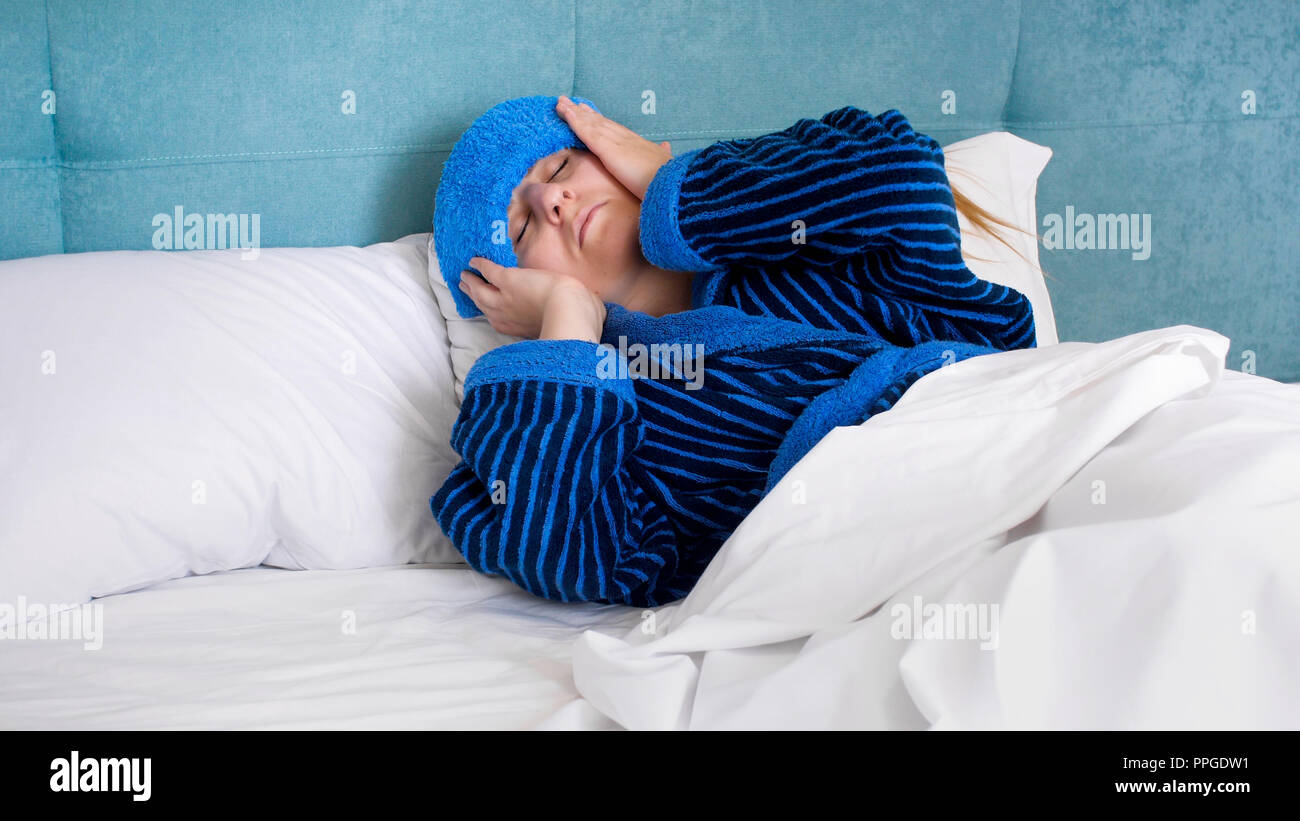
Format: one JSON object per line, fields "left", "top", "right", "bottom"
{"left": 948, "top": 168, "right": 1055, "bottom": 284}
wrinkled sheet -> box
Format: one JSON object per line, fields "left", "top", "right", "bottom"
{"left": 549, "top": 325, "right": 1300, "bottom": 730}
{"left": 0, "top": 564, "right": 635, "bottom": 730}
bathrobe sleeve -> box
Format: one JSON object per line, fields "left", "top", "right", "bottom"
{"left": 639, "top": 106, "right": 1036, "bottom": 351}
{"left": 428, "top": 338, "right": 684, "bottom": 607}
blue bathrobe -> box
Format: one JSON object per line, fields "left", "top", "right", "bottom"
{"left": 430, "top": 106, "right": 1036, "bottom": 607}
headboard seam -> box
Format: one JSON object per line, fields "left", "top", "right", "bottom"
{"left": 42, "top": 0, "right": 65, "bottom": 254}
{"left": 999, "top": 0, "right": 1024, "bottom": 126}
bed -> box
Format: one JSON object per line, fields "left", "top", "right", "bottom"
{"left": 3, "top": 228, "right": 1297, "bottom": 731}
{"left": 3, "top": 344, "right": 1297, "bottom": 731}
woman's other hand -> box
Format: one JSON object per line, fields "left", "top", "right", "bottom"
{"left": 459, "top": 256, "right": 606, "bottom": 342}
{"left": 556, "top": 95, "right": 672, "bottom": 202}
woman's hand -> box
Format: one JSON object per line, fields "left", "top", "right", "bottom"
{"left": 459, "top": 256, "right": 605, "bottom": 342}
{"left": 556, "top": 95, "right": 672, "bottom": 201}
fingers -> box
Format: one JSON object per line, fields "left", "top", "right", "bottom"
{"left": 465, "top": 254, "right": 493, "bottom": 280}
{"left": 557, "top": 95, "right": 591, "bottom": 113}
{"left": 459, "top": 275, "right": 499, "bottom": 313}
{"left": 465, "top": 255, "right": 512, "bottom": 286}
{"left": 557, "top": 97, "right": 631, "bottom": 185}
{"left": 459, "top": 257, "right": 503, "bottom": 308}
{"left": 556, "top": 95, "right": 600, "bottom": 136}
{"left": 459, "top": 263, "right": 526, "bottom": 335}
{"left": 559, "top": 96, "right": 650, "bottom": 147}
{"left": 556, "top": 96, "right": 582, "bottom": 137}
{"left": 457, "top": 271, "right": 477, "bottom": 302}
{"left": 559, "top": 97, "right": 628, "bottom": 139}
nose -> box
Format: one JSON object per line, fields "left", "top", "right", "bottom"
{"left": 525, "top": 180, "right": 573, "bottom": 232}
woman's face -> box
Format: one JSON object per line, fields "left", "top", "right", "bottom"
{"left": 506, "top": 147, "right": 643, "bottom": 301}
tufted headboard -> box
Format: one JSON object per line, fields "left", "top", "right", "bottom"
{"left": 2, "top": 0, "right": 1296, "bottom": 380}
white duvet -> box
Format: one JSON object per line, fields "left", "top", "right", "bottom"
{"left": 548, "top": 324, "right": 1300, "bottom": 730}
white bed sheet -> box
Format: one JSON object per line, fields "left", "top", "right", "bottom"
{"left": 0, "top": 563, "right": 637, "bottom": 730}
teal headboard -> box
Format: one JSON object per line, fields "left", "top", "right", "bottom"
{"left": 2, "top": 0, "right": 1296, "bottom": 380}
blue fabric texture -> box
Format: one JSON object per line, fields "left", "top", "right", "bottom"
{"left": 432, "top": 94, "right": 602, "bottom": 319}
{"left": 5, "top": 2, "right": 1296, "bottom": 381}
{"left": 430, "top": 106, "right": 1038, "bottom": 607}
{"left": 636, "top": 146, "right": 716, "bottom": 274}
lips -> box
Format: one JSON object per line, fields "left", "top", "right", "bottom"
{"left": 576, "top": 202, "right": 605, "bottom": 249}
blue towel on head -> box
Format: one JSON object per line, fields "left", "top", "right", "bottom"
{"left": 432, "top": 94, "right": 601, "bottom": 319}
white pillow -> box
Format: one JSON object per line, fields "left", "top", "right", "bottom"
{"left": 426, "top": 232, "right": 525, "bottom": 405}
{"left": 943, "top": 131, "right": 1058, "bottom": 346}
{"left": 0, "top": 233, "right": 466, "bottom": 607}
{"left": 426, "top": 130, "right": 1058, "bottom": 396}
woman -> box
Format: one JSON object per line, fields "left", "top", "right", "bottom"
{"left": 430, "top": 94, "right": 1037, "bottom": 607}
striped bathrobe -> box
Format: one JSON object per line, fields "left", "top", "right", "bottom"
{"left": 430, "top": 106, "right": 1037, "bottom": 607}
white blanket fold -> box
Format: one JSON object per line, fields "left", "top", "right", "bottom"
{"left": 555, "top": 325, "right": 1300, "bottom": 730}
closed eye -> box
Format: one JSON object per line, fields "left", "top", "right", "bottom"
{"left": 517, "top": 155, "right": 569, "bottom": 243}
